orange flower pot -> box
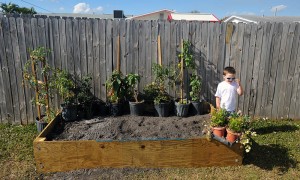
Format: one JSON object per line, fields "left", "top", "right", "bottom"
{"left": 226, "top": 129, "right": 241, "bottom": 143}
{"left": 212, "top": 126, "right": 226, "bottom": 137}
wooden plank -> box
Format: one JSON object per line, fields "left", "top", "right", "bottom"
{"left": 254, "top": 23, "right": 272, "bottom": 118}
{"left": 92, "top": 18, "right": 100, "bottom": 98}
{"left": 145, "top": 21, "right": 152, "bottom": 86}
{"left": 286, "top": 23, "right": 300, "bottom": 118}
{"left": 50, "top": 17, "right": 61, "bottom": 110}
{"left": 289, "top": 25, "right": 300, "bottom": 119}
{"left": 200, "top": 22, "right": 208, "bottom": 101}
{"left": 99, "top": 19, "right": 106, "bottom": 101}
{"left": 119, "top": 19, "right": 127, "bottom": 75}
{"left": 224, "top": 23, "right": 233, "bottom": 67}
{"left": 164, "top": 21, "right": 171, "bottom": 94}
{"left": 238, "top": 23, "right": 251, "bottom": 113}
{"left": 34, "top": 137, "right": 243, "bottom": 173}
{"left": 150, "top": 20, "right": 158, "bottom": 81}
{"left": 132, "top": 20, "right": 139, "bottom": 74}
{"left": 248, "top": 23, "right": 263, "bottom": 117}
{"left": 23, "top": 16, "right": 35, "bottom": 122}
{"left": 30, "top": 18, "right": 38, "bottom": 49}
{"left": 105, "top": 19, "right": 113, "bottom": 79}
{"left": 169, "top": 21, "right": 177, "bottom": 98}
{"left": 126, "top": 20, "right": 133, "bottom": 74}
{"left": 182, "top": 21, "right": 189, "bottom": 99}
{"left": 86, "top": 19, "right": 94, "bottom": 93}
{"left": 271, "top": 23, "right": 290, "bottom": 119}
{"left": 16, "top": 17, "right": 30, "bottom": 124}
{"left": 79, "top": 19, "right": 87, "bottom": 76}
{"left": 243, "top": 24, "right": 258, "bottom": 115}
{"left": 194, "top": 22, "right": 202, "bottom": 99}
{"left": 277, "top": 23, "right": 297, "bottom": 118}
{"left": 211, "top": 23, "right": 219, "bottom": 106}
{"left": 3, "top": 17, "right": 18, "bottom": 123}
{"left": 138, "top": 21, "right": 146, "bottom": 92}
{"left": 72, "top": 18, "right": 81, "bottom": 78}
{"left": 112, "top": 19, "right": 120, "bottom": 71}
{"left": 206, "top": 22, "right": 214, "bottom": 103}
{"left": 65, "top": 18, "right": 74, "bottom": 73}
{"left": 262, "top": 23, "right": 283, "bottom": 118}
{"left": 217, "top": 23, "right": 226, "bottom": 81}
{"left": 59, "top": 18, "right": 67, "bottom": 71}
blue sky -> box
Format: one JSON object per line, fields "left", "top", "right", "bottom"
{"left": 1, "top": 0, "right": 299, "bottom": 19}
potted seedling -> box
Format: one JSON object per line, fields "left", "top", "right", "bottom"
{"left": 175, "top": 40, "right": 195, "bottom": 117}
{"left": 77, "top": 75, "right": 94, "bottom": 119}
{"left": 210, "top": 107, "right": 228, "bottom": 138}
{"left": 189, "top": 72, "right": 202, "bottom": 115}
{"left": 51, "top": 69, "right": 77, "bottom": 121}
{"left": 106, "top": 70, "right": 127, "bottom": 116}
{"left": 125, "top": 73, "right": 143, "bottom": 116}
{"left": 142, "top": 82, "right": 160, "bottom": 115}
{"left": 226, "top": 113, "right": 250, "bottom": 143}
{"left": 23, "top": 47, "right": 54, "bottom": 132}
{"left": 152, "top": 63, "right": 174, "bottom": 117}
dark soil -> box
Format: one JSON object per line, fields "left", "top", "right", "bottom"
{"left": 44, "top": 114, "right": 211, "bottom": 179}
{"left": 50, "top": 114, "right": 211, "bottom": 141}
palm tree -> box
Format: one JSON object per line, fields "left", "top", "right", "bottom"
{"left": 0, "top": 2, "right": 36, "bottom": 14}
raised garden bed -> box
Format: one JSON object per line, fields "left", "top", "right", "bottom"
{"left": 34, "top": 114, "right": 244, "bottom": 173}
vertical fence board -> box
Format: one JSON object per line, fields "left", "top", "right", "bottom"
{"left": 138, "top": 21, "right": 146, "bottom": 92}
{"left": 99, "top": 19, "right": 106, "bottom": 101}
{"left": 200, "top": 22, "right": 208, "bottom": 101}
{"left": 3, "top": 17, "right": 18, "bottom": 123}
{"left": 16, "top": 17, "right": 30, "bottom": 124}
{"left": 277, "top": 23, "right": 297, "bottom": 118}
{"left": 150, "top": 20, "right": 158, "bottom": 82}
{"left": 92, "top": 18, "right": 100, "bottom": 98}
{"left": 86, "top": 19, "right": 94, "bottom": 95}
{"left": 73, "top": 18, "right": 81, "bottom": 78}
{"left": 120, "top": 20, "right": 127, "bottom": 74}
{"left": 169, "top": 21, "right": 177, "bottom": 98}
{"left": 243, "top": 24, "right": 258, "bottom": 115}
{"left": 132, "top": 21, "right": 139, "bottom": 74}
{"left": 145, "top": 21, "right": 152, "bottom": 86}
{"left": 59, "top": 18, "right": 67, "bottom": 71}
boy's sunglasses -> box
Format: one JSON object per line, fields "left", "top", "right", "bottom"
{"left": 227, "top": 78, "right": 235, "bottom": 80}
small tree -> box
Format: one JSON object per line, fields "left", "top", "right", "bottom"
{"left": 0, "top": 2, "right": 36, "bottom": 14}
{"left": 23, "top": 47, "right": 53, "bottom": 122}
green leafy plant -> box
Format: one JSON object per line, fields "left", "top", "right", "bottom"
{"left": 178, "top": 41, "right": 194, "bottom": 69}
{"left": 228, "top": 116, "right": 245, "bottom": 133}
{"left": 23, "top": 47, "right": 53, "bottom": 122}
{"left": 154, "top": 91, "right": 171, "bottom": 105}
{"left": 210, "top": 108, "right": 228, "bottom": 127}
{"left": 50, "top": 69, "right": 76, "bottom": 105}
{"left": 77, "top": 75, "right": 93, "bottom": 105}
{"left": 143, "top": 82, "right": 160, "bottom": 101}
{"left": 106, "top": 70, "right": 127, "bottom": 103}
{"left": 189, "top": 72, "right": 202, "bottom": 101}
{"left": 125, "top": 73, "right": 141, "bottom": 102}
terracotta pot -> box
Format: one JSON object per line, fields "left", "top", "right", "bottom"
{"left": 226, "top": 129, "right": 242, "bottom": 143}
{"left": 212, "top": 126, "right": 226, "bottom": 137}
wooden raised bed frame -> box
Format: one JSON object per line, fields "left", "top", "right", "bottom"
{"left": 34, "top": 115, "right": 244, "bottom": 173}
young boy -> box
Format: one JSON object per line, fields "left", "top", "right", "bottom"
{"left": 215, "top": 66, "right": 243, "bottom": 113}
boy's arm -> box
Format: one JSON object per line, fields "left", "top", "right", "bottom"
{"left": 216, "top": 96, "right": 221, "bottom": 110}
{"left": 236, "top": 79, "right": 243, "bottom": 96}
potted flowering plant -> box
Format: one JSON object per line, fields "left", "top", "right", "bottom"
{"left": 210, "top": 108, "right": 228, "bottom": 137}
{"left": 23, "top": 47, "right": 54, "bottom": 132}
{"left": 106, "top": 70, "right": 127, "bottom": 116}
{"left": 125, "top": 73, "right": 143, "bottom": 116}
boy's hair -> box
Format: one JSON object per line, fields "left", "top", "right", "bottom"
{"left": 223, "top": 66, "right": 236, "bottom": 75}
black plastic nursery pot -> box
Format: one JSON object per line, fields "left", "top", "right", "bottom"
{"left": 61, "top": 104, "right": 78, "bottom": 121}
{"left": 175, "top": 101, "right": 190, "bottom": 117}
{"left": 110, "top": 103, "right": 122, "bottom": 116}
{"left": 190, "top": 101, "right": 204, "bottom": 116}
{"left": 129, "top": 101, "right": 144, "bottom": 116}
{"left": 155, "top": 103, "right": 170, "bottom": 117}
{"left": 35, "top": 116, "right": 48, "bottom": 133}
{"left": 83, "top": 103, "right": 94, "bottom": 120}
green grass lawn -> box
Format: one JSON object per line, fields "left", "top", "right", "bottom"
{"left": 0, "top": 119, "right": 299, "bottom": 179}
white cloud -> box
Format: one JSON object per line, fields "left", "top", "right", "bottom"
{"left": 271, "top": 5, "right": 287, "bottom": 12}
{"left": 59, "top": 7, "right": 64, "bottom": 11}
{"left": 73, "top": 3, "right": 103, "bottom": 14}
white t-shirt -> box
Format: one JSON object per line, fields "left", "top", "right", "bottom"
{"left": 215, "top": 81, "right": 239, "bottom": 112}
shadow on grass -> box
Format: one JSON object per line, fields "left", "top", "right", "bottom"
{"left": 254, "top": 124, "right": 299, "bottom": 135}
{"left": 243, "top": 140, "right": 298, "bottom": 173}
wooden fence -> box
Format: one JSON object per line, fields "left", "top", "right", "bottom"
{"left": 0, "top": 15, "right": 299, "bottom": 124}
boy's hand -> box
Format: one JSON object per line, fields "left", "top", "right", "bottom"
{"left": 235, "top": 78, "right": 240, "bottom": 86}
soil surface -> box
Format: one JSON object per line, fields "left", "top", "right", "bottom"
{"left": 44, "top": 114, "right": 211, "bottom": 179}
{"left": 50, "top": 114, "right": 211, "bottom": 141}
